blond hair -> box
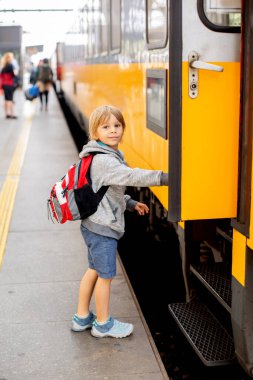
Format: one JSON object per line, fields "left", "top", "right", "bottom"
{"left": 89, "top": 105, "right": 126, "bottom": 140}
{"left": 1, "top": 52, "right": 13, "bottom": 68}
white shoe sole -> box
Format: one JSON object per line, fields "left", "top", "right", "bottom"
{"left": 71, "top": 321, "right": 92, "bottom": 332}
{"left": 91, "top": 325, "right": 134, "bottom": 338}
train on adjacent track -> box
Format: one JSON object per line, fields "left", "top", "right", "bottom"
{"left": 55, "top": 0, "right": 253, "bottom": 377}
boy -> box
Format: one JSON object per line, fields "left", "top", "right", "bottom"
{"left": 72, "top": 105, "right": 168, "bottom": 338}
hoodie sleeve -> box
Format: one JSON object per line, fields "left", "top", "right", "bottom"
{"left": 124, "top": 194, "right": 138, "bottom": 211}
{"left": 92, "top": 154, "right": 165, "bottom": 187}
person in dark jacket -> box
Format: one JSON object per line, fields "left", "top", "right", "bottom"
{"left": 37, "top": 58, "right": 53, "bottom": 111}
{"left": 0, "top": 52, "right": 18, "bottom": 119}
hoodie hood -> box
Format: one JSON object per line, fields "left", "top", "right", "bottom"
{"left": 79, "top": 140, "right": 124, "bottom": 162}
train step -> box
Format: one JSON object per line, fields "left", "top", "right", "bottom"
{"left": 190, "top": 263, "right": 231, "bottom": 312}
{"left": 168, "top": 301, "right": 235, "bottom": 366}
{"left": 216, "top": 227, "right": 233, "bottom": 243}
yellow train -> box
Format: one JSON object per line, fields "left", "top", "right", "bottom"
{"left": 57, "top": 0, "right": 253, "bottom": 376}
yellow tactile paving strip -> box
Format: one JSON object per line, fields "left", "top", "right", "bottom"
{"left": 0, "top": 118, "right": 32, "bottom": 267}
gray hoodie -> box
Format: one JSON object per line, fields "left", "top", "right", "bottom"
{"left": 79, "top": 140, "right": 168, "bottom": 239}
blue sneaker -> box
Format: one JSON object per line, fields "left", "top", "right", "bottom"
{"left": 71, "top": 312, "right": 96, "bottom": 332}
{"left": 91, "top": 316, "right": 134, "bottom": 338}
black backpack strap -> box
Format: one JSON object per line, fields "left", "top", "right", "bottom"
{"left": 96, "top": 185, "right": 109, "bottom": 201}
{"left": 86, "top": 152, "right": 109, "bottom": 200}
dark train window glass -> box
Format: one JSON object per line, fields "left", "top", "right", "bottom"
{"left": 202, "top": 0, "right": 241, "bottom": 27}
{"left": 101, "top": 0, "right": 109, "bottom": 54}
{"left": 110, "top": 0, "right": 121, "bottom": 53}
{"left": 146, "top": 0, "right": 168, "bottom": 49}
{"left": 146, "top": 69, "right": 167, "bottom": 139}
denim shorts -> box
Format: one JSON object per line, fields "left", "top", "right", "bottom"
{"left": 80, "top": 225, "right": 117, "bottom": 279}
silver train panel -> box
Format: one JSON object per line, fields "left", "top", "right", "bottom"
{"left": 183, "top": 0, "right": 240, "bottom": 62}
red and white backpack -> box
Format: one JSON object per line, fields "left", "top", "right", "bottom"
{"left": 47, "top": 154, "right": 108, "bottom": 224}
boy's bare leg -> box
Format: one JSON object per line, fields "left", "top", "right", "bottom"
{"left": 77, "top": 268, "right": 98, "bottom": 316}
{"left": 94, "top": 277, "right": 112, "bottom": 323}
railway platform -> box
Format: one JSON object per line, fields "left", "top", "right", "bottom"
{"left": 0, "top": 88, "right": 168, "bottom": 380}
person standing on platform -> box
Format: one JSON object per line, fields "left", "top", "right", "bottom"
{"left": 29, "top": 62, "right": 38, "bottom": 85}
{"left": 37, "top": 58, "right": 53, "bottom": 111}
{"left": 11, "top": 54, "right": 20, "bottom": 90}
{"left": 71, "top": 105, "right": 169, "bottom": 338}
{"left": 0, "top": 52, "right": 18, "bottom": 119}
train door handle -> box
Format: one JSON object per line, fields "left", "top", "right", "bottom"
{"left": 188, "top": 51, "right": 224, "bottom": 99}
{"left": 190, "top": 60, "right": 224, "bottom": 72}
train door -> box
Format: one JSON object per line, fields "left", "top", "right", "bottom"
{"left": 167, "top": 0, "right": 253, "bottom": 376}
{"left": 168, "top": 0, "right": 241, "bottom": 221}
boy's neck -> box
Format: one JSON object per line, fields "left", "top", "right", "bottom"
{"left": 97, "top": 140, "right": 118, "bottom": 151}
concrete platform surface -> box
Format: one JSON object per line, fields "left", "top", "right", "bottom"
{"left": 0, "top": 89, "right": 168, "bottom": 379}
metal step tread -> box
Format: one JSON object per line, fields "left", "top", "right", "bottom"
{"left": 168, "top": 301, "right": 235, "bottom": 366}
{"left": 216, "top": 227, "right": 233, "bottom": 243}
{"left": 191, "top": 263, "right": 231, "bottom": 310}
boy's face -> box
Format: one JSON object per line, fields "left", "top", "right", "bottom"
{"left": 95, "top": 113, "right": 124, "bottom": 150}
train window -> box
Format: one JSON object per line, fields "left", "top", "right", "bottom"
{"left": 93, "top": 0, "right": 102, "bottom": 56}
{"left": 146, "top": 0, "right": 168, "bottom": 49}
{"left": 110, "top": 0, "right": 121, "bottom": 53}
{"left": 65, "top": 17, "right": 82, "bottom": 63}
{"left": 101, "top": 0, "right": 109, "bottom": 54}
{"left": 88, "top": 3, "right": 96, "bottom": 58}
{"left": 79, "top": 14, "right": 85, "bottom": 61}
{"left": 83, "top": 7, "right": 89, "bottom": 58}
{"left": 146, "top": 69, "right": 167, "bottom": 139}
{"left": 198, "top": 0, "right": 241, "bottom": 32}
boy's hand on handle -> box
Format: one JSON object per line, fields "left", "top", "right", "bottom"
{"left": 134, "top": 202, "right": 149, "bottom": 216}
